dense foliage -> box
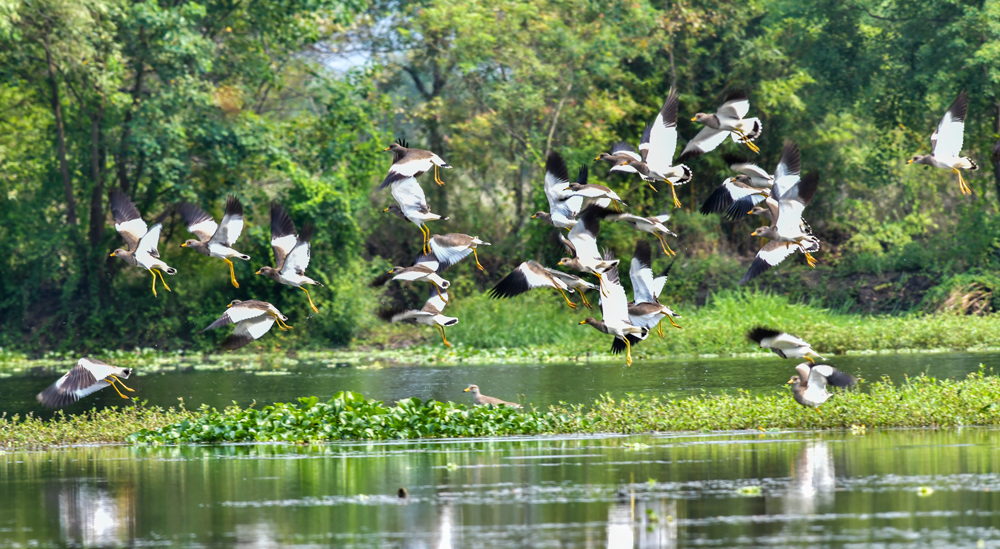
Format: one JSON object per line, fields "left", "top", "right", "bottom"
{"left": 2, "top": 0, "right": 1000, "bottom": 353}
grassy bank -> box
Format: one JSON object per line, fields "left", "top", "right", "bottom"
{"left": 5, "top": 370, "right": 1000, "bottom": 449}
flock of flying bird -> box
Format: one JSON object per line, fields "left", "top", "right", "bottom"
{"left": 34, "top": 87, "right": 986, "bottom": 412}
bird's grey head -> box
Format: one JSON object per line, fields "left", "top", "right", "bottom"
{"left": 787, "top": 375, "right": 802, "bottom": 387}
{"left": 731, "top": 174, "right": 752, "bottom": 185}
{"left": 558, "top": 257, "right": 583, "bottom": 270}
{"left": 531, "top": 211, "right": 551, "bottom": 222}
{"left": 385, "top": 142, "right": 406, "bottom": 154}
{"left": 255, "top": 266, "right": 278, "bottom": 279}
{"left": 109, "top": 248, "right": 136, "bottom": 265}
{"left": 579, "top": 317, "right": 599, "bottom": 327}
{"left": 464, "top": 384, "right": 479, "bottom": 394}
{"left": 389, "top": 266, "right": 405, "bottom": 274}
{"left": 749, "top": 205, "right": 771, "bottom": 219}
{"left": 596, "top": 152, "right": 614, "bottom": 162}
{"left": 227, "top": 299, "right": 243, "bottom": 308}
{"left": 907, "top": 155, "right": 930, "bottom": 165}
{"left": 751, "top": 226, "right": 776, "bottom": 239}
{"left": 181, "top": 239, "right": 208, "bottom": 253}
{"left": 691, "top": 113, "right": 710, "bottom": 122}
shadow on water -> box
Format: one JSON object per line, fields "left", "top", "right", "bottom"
{"left": 1, "top": 351, "right": 999, "bottom": 418}
{"left": 3, "top": 429, "right": 1000, "bottom": 546}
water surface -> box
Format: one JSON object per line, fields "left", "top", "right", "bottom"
{"left": 3, "top": 429, "right": 1000, "bottom": 547}
{"left": 1, "top": 351, "right": 996, "bottom": 417}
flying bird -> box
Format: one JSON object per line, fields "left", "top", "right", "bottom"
{"left": 427, "top": 233, "right": 491, "bottom": 272}
{"left": 109, "top": 190, "right": 176, "bottom": 297}
{"left": 204, "top": 299, "right": 291, "bottom": 350}
{"left": 788, "top": 362, "right": 857, "bottom": 410}
{"left": 379, "top": 289, "right": 458, "bottom": 347}
{"left": 178, "top": 195, "right": 249, "bottom": 288}
{"left": 907, "top": 90, "right": 977, "bottom": 195}
{"left": 388, "top": 254, "right": 451, "bottom": 302}
{"left": 384, "top": 175, "right": 447, "bottom": 255}
{"left": 36, "top": 358, "right": 135, "bottom": 408}
{"left": 489, "top": 260, "right": 582, "bottom": 310}
{"left": 748, "top": 327, "right": 823, "bottom": 362}
{"left": 579, "top": 251, "right": 647, "bottom": 366}
{"left": 679, "top": 89, "right": 763, "bottom": 160}
{"left": 611, "top": 89, "right": 692, "bottom": 207}
{"left": 534, "top": 151, "right": 584, "bottom": 230}
{"left": 381, "top": 137, "right": 452, "bottom": 189}
{"left": 603, "top": 212, "right": 678, "bottom": 256}
{"left": 256, "top": 203, "right": 323, "bottom": 313}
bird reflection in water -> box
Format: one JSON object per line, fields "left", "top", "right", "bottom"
{"left": 607, "top": 489, "right": 676, "bottom": 549}
{"left": 785, "top": 440, "right": 836, "bottom": 516}
{"left": 54, "top": 483, "right": 133, "bottom": 546}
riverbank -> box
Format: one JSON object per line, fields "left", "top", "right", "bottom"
{"left": 4, "top": 369, "right": 1000, "bottom": 449}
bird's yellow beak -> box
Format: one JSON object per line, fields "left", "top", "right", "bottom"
{"left": 747, "top": 210, "right": 754, "bottom": 215}
{"left": 562, "top": 186, "right": 571, "bottom": 191}
{"left": 531, "top": 214, "right": 537, "bottom": 218}
{"left": 226, "top": 303, "right": 233, "bottom": 308}
{"left": 578, "top": 320, "right": 587, "bottom": 325}
{"left": 383, "top": 146, "right": 390, "bottom": 151}
{"left": 463, "top": 387, "right": 470, "bottom": 392}
{"left": 751, "top": 230, "right": 758, "bottom": 236}
{"left": 787, "top": 378, "right": 795, "bottom": 385}
{"left": 594, "top": 155, "right": 601, "bottom": 161}
{"left": 109, "top": 251, "right": 116, "bottom": 257}
{"left": 690, "top": 116, "right": 697, "bottom": 122}
{"left": 907, "top": 158, "right": 914, "bottom": 164}
{"left": 181, "top": 242, "right": 187, "bottom": 247}
{"left": 254, "top": 270, "right": 261, "bottom": 275}
{"left": 382, "top": 207, "right": 390, "bottom": 212}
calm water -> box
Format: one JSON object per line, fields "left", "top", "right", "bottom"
{"left": 4, "top": 429, "right": 1000, "bottom": 547}
{"left": 0, "top": 351, "right": 997, "bottom": 417}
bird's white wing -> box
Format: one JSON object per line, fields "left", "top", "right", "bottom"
{"left": 724, "top": 180, "right": 764, "bottom": 201}
{"left": 679, "top": 126, "right": 729, "bottom": 159}
{"left": 423, "top": 291, "right": 449, "bottom": 314}
{"left": 177, "top": 203, "right": 218, "bottom": 242}
{"left": 806, "top": 366, "right": 829, "bottom": 391}
{"left": 543, "top": 152, "right": 572, "bottom": 210}
{"left": 931, "top": 91, "right": 968, "bottom": 158}
{"left": 390, "top": 309, "right": 435, "bottom": 323}
{"left": 212, "top": 195, "right": 245, "bottom": 247}
{"left": 489, "top": 261, "right": 563, "bottom": 299}
{"left": 78, "top": 357, "right": 118, "bottom": 380}
{"left": 280, "top": 240, "right": 311, "bottom": 277}
{"left": 567, "top": 223, "right": 600, "bottom": 261}
{"left": 739, "top": 240, "right": 797, "bottom": 284}
{"left": 775, "top": 173, "right": 818, "bottom": 237}
{"left": 428, "top": 238, "right": 473, "bottom": 270}
{"left": 652, "top": 276, "right": 667, "bottom": 299}
{"left": 136, "top": 223, "right": 163, "bottom": 258}
{"left": 629, "top": 242, "right": 656, "bottom": 304}
{"left": 391, "top": 177, "right": 429, "bottom": 212}
{"left": 237, "top": 315, "right": 276, "bottom": 341}
{"left": 717, "top": 91, "right": 751, "bottom": 119}
{"left": 729, "top": 160, "right": 771, "bottom": 181}
{"left": 769, "top": 332, "right": 811, "bottom": 349}
{"left": 646, "top": 90, "right": 680, "bottom": 176}
{"left": 609, "top": 163, "right": 639, "bottom": 175}
{"left": 392, "top": 269, "right": 430, "bottom": 282}
{"left": 600, "top": 273, "right": 631, "bottom": 327}
{"left": 110, "top": 191, "right": 147, "bottom": 252}
{"left": 772, "top": 141, "right": 801, "bottom": 190}
{"left": 610, "top": 141, "right": 642, "bottom": 162}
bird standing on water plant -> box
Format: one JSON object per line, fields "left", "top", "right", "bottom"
{"left": 464, "top": 384, "right": 522, "bottom": 408}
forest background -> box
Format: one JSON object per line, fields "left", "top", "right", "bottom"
{"left": 1, "top": 0, "right": 999, "bottom": 355}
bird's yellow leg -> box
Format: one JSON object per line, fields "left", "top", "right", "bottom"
{"left": 804, "top": 252, "right": 817, "bottom": 268}
{"left": 647, "top": 181, "right": 658, "bottom": 192}
{"left": 579, "top": 291, "right": 592, "bottom": 309}
{"left": 556, "top": 288, "right": 578, "bottom": 310}
{"left": 109, "top": 375, "right": 135, "bottom": 392}
{"left": 624, "top": 337, "right": 633, "bottom": 367}
{"left": 735, "top": 129, "right": 760, "bottom": 153}
{"left": 805, "top": 355, "right": 815, "bottom": 363}
{"left": 150, "top": 271, "right": 158, "bottom": 297}
{"left": 669, "top": 182, "right": 682, "bottom": 208}
{"left": 301, "top": 286, "right": 319, "bottom": 314}
{"left": 106, "top": 379, "right": 130, "bottom": 399}
{"left": 472, "top": 248, "right": 485, "bottom": 271}
{"left": 595, "top": 272, "right": 609, "bottom": 298}
{"left": 270, "top": 312, "right": 293, "bottom": 331}
{"left": 657, "top": 321, "right": 664, "bottom": 339}
{"left": 434, "top": 283, "right": 449, "bottom": 304}
{"left": 155, "top": 269, "right": 171, "bottom": 292}
{"left": 658, "top": 234, "right": 676, "bottom": 256}
{"left": 666, "top": 315, "right": 682, "bottom": 329}
{"left": 224, "top": 258, "right": 239, "bottom": 288}
{"left": 434, "top": 164, "right": 445, "bottom": 186}
{"left": 613, "top": 200, "right": 621, "bottom": 213}
{"left": 435, "top": 323, "right": 452, "bottom": 347}
{"left": 954, "top": 169, "right": 971, "bottom": 195}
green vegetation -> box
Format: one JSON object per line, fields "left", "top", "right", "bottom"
{"left": 2, "top": 0, "right": 1000, "bottom": 354}
{"left": 0, "top": 369, "right": 996, "bottom": 449}
{"left": 0, "top": 404, "right": 192, "bottom": 450}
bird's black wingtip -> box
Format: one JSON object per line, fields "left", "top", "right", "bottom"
{"left": 746, "top": 326, "right": 782, "bottom": 344}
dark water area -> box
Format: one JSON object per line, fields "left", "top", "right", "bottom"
{"left": 4, "top": 429, "right": 1000, "bottom": 547}
{"left": 2, "top": 351, "right": 998, "bottom": 417}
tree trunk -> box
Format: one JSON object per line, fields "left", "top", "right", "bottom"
{"left": 88, "top": 109, "right": 105, "bottom": 249}
{"left": 116, "top": 28, "right": 146, "bottom": 195}
{"left": 44, "top": 33, "right": 77, "bottom": 225}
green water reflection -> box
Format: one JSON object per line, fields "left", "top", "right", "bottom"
{"left": 4, "top": 429, "right": 1000, "bottom": 547}
{"left": 2, "top": 351, "right": 998, "bottom": 418}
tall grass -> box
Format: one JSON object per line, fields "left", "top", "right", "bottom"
{"left": 430, "top": 288, "right": 1000, "bottom": 358}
